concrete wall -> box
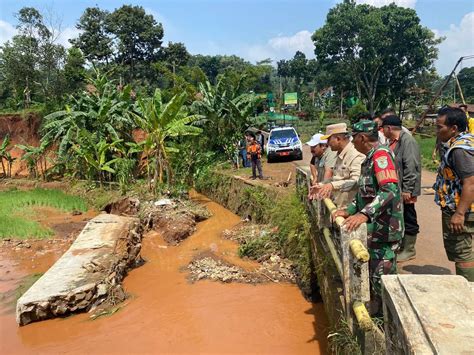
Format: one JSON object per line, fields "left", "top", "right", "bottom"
{"left": 16, "top": 214, "right": 143, "bottom": 326}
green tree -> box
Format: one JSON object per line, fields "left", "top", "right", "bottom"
{"left": 0, "top": 135, "right": 13, "bottom": 178}
{"left": 289, "top": 51, "right": 308, "bottom": 86}
{"left": 156, "top": 42, "right": 192, "bottom": 91}
{"left": 17, "top": 141, "right": 49, "bottom": 179}
{"left": 132, "top": 89, "right": 202, "bottom": 190}
{"left": 71, "top": 7, "right": 113, "bottom": 64}
{"left": 161, "top": 42, "right": 191, "bottom": 67}
{"left": 72, "top": 131, "right": 123, "bottom": 185}
{"left": 312, "top": 0, "right": 441, "bottom": 113}
{"left": 41, "top": 70, "right": 135, "bottom": 176}
{"left": 64, "top": 47, "right": 86, "bottom": 93}
{"left": 277, "top": 59, "right": 291, "bottom": 78}
{"left": 106, "top": 5, "right": 164, "bottom": 79}
{"left": 0, "top": 7, "right": 66, "bottom": 107}
{"left": 347, "top": 101, "right": 369, "bottom": 124}
{"left": 192, "top": 77, "right": 259, "bottom": 159}
{"left": 458, "top": 67, "right": 474, "bottom": 102}
{"left": 189, "top": 55, "right": 250, "bottom": 84}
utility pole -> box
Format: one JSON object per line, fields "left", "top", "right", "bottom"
{"left": 412, "top": 56, "right": 471, "bottom": 133}
{"left": 453, "top": 75, "right": 456, "bottom": 103}
{"left": 455, "top": 75, "right": 466, "bottom": 104}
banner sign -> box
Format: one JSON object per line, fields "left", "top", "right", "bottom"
{"left": 284, "top": 92, "right": 298, "bottom": 105}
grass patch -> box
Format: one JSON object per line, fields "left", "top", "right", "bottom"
{"left": 0, "top": 188, "right": 87, "bottom": 239}
{"left": 270, "top": 193, "right": 313, "bottom": 290}
{"left": 414, "top": 135, "right": 437, "bottom": 171}
{"left": 68, "top": 183, "right": 122, "bottom": 210}
{"left": 236, "top": 167, "right": 252, "bottom": 175}
{"left": 327, "top": 314, "right": 362, "bottom": 355}
{"left": 237, "top": 192, "right": 314, "bottom": 294}
{"left": 238, "top": 227, "right": 282, "bottom": 259}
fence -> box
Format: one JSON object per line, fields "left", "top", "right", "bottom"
{"left": 295, "top": 166, "right": 384, "bottom": 353}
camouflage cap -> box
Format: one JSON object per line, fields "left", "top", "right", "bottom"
{"left": 352, "top": 120, "right": 378, "bottom": 135}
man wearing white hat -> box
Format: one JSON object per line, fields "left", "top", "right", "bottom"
{"left": 310, "top": 123, "right": 366, "bottom": 208}
{"left": 306, "top": 133, "right": 337, "bottom": 186}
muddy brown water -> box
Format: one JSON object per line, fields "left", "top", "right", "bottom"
{"left": 0, "top": 193, "right": 328, "bottom": 354}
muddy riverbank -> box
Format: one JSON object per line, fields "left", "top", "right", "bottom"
{"left": 0, "top": 192, "right": 328, "bottom": 354}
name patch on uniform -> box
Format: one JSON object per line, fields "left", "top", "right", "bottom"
{"left": 373, "top": 150, "right": 398, "bottom": 185}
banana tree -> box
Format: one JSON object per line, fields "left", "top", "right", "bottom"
{"left": 192, "top": 76, "right": 259, "bottom": 160}
{"left": 132, "top": 89, "right": 202, "bottom": 191}
{"left": 4, "top": 152, "right": 16, "bottom": 178}
{"left": 72, "top": 130, "right": 123, "bottom": 186}
{"left": 41, "top": 69, "right": 134, "bottom": 163}
{"left": 0, "top": 135, "right": 10, "bottom": 178}
{"left": 16, "top": 140, "right": 49, "bottom": 179}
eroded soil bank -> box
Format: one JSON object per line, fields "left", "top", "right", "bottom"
{"left": 0, "top": 192, "right": 328, "bottom": 354}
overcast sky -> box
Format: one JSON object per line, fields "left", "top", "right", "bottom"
{"left": 1, "top": 0, "right": 473, "bottom": 74}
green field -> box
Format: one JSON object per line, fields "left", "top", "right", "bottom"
{"left": 0, "top": 188, "right": 87, "bottom": 239}
{"left": 414, "top": 135, "right": 437, "bottom": 171}
{"left": 291, "top": 118, "right": 349, "bottom": 143}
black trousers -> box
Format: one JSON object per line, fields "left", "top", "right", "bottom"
{"left": 251, "top": 158, "right": 263, "bottom": 178}
{"left": 404, "top": 202, "right": 420, "bottom": 236}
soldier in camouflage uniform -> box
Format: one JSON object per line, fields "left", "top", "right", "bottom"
{"left": 334, "top": 120, "right": 404, "bottom": 312}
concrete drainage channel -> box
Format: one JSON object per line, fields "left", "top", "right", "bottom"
{"left": 16, "top": 213, "right": 143, "bottom": 326}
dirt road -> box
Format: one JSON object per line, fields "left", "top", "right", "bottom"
{"left": 235, "top": 145, "right": 454, "bottom": 276}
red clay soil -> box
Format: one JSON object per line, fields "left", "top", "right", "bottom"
{"left": 0, "top": 113, "right": 42, "bottom": 177}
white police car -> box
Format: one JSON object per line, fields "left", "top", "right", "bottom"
{"left": 266, "top": 126, "right": 303, "bottom": 163}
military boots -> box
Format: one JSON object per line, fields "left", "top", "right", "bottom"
{"left": 397, "top": 234, "right": 417, "bottom": 262}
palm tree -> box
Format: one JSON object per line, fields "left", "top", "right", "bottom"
{"left": 132, "top": 89, "right": 202, "bottom": 191}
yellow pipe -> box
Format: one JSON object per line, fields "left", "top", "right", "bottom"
{"left": 323, "top": 198, "right": 345, "bottom": 226}
{"left": 349, "top": 240, "right": 370, "bottom": 262}
{"left": 353, "top": 301, "right": 374, "bottom": 331}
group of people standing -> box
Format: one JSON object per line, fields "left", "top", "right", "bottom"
{"left": 236, "top": 131, "right": 265, "bottom": 180}
{"left": 307, "top": 107, "right": 473, "bottom": 314}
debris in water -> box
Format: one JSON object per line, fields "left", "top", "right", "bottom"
{"left": 187, "top": 252, "right": 296, "bottom": 284}
{"left": 187, "top": 255, "right": 259, "bottom": 283}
